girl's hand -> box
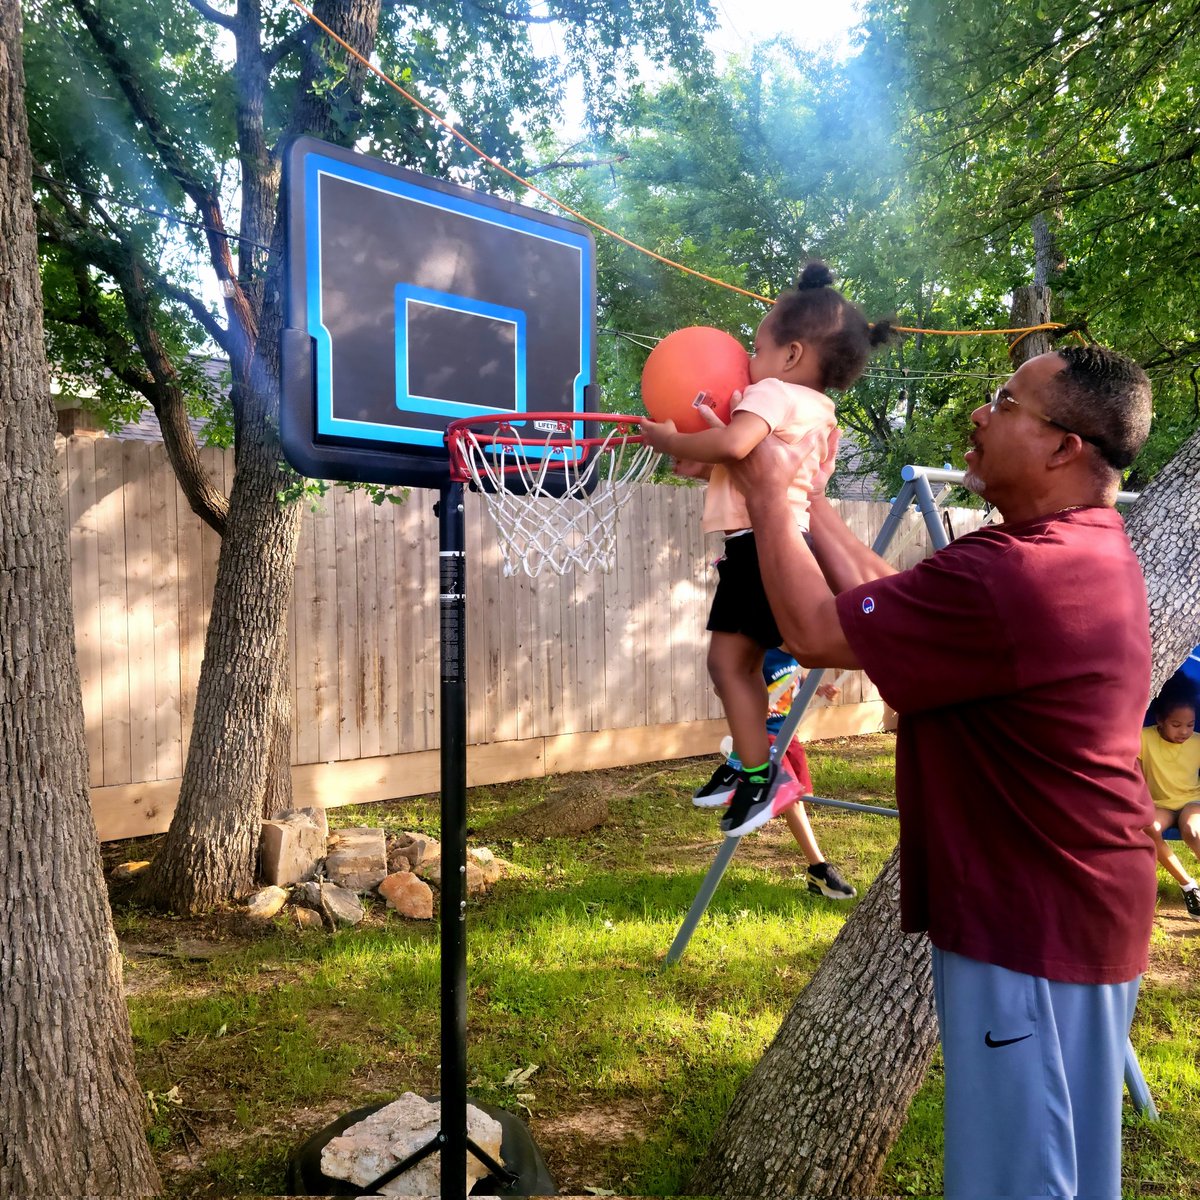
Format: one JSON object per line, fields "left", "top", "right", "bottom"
{"left": 695, "top": 393, "right": 735, "bottom": 428}
{"left": 638, "top": 416, "right": 679, "bottom": 453}
{"left": 815, "top": 682, "right": 841, "bottom": 702}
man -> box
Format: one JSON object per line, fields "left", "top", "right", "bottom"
{"left": 727, "top": 346, "right": 1156, "bottom": 1198}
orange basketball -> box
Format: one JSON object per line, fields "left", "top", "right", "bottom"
{"left": 641, "top": 326, "right": 751, "bottom": 434}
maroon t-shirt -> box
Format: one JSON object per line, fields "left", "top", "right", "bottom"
{"left": 835, "top": 506, "right": 1156, "bottom": 984}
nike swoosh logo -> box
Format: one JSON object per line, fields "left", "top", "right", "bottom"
{"left": 984, "top": 1031, "right": 1033, "bottom": 1048}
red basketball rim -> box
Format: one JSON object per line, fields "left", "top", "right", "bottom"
{"left": 444, "top": 411, "right": 644, "bottom": 483}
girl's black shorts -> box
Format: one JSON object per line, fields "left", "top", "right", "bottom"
{"left": 706, "top": 531, "right": 783, "bottom": 650}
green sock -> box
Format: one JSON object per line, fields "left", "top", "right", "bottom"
{"left": 742, "top": 761, "right": 769, "bottom": 782}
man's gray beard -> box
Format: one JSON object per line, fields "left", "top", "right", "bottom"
{"left": 962, "top": 468, "right": 984, "bottom": 496}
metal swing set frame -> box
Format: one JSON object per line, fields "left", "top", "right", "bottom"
{"left": 664, "top": 465, "right": 1158, "bottom": 1120}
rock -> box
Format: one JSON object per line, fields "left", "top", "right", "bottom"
{"left": 377, "top": 871, "right": 434, "bottom": 920}
{"left": 273, "top": 804, "right": 329, "bottom": 840}
{"left": 386, "top": 831, "right": 439, "bottom": 874}
{"left": 468, "top": 846, "right": 503, "bottom": 885}
{"left": 260, "top": 811, "right": 325, "bottom": 886}
{"left": 244, "top": 885, "right": 289, "bottom": 920}
{"left": 465, "top": 861, "right": 486, "bottom": 895}
{"left": 417, "top": 858, "right": 486, "bottom": 896}
{"left": 293, "top": 880, "right": 364, "bottom": 928}
{"left": 325, "top": 826, "right": 387, "bottom": 893}
{"left": 292, "top": 906, "right": 324, "bottom": 929}
{"left": 112, "top": 860, "right": 151, "bottom": 881}
{"left": 320, "top": 1092, "right": 504, "bottom": 1197}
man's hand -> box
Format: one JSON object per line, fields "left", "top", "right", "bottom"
{"left": 727, "top": 425, "right": 840, "bottom": 513}
{"left": 812, "top": 427, "right": 841, "bottom": 498}
{"left": 672, "top": 458, "right": 713, "bottom": 481}
{"left": 726, "top": 429, "right": 815, "bottom": 503}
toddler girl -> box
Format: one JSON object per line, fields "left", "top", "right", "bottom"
{"left": 640, "top": 261, "right": 889, "bottom": 836}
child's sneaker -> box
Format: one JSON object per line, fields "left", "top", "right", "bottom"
{"left": 692, "top": 761, "right": 741, "bottom": 807}
{"left": 1184, "top": 886, "right": 1200, "bottom": 921}
{"left": 807, "top": 862, "right": 857, "bottom": 900}
{"left": 720, "top": 764, "right": 800, "bottom": 838}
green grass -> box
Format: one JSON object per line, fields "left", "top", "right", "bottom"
{"left": 108, "top": 733, "right": 1200, "bottom": 1197}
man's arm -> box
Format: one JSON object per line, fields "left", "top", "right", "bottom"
{"left": 808, "top": 492, "right": 900, "bottom": 591}
{"left": 712, "top": 430, "right": 855, "bottom": 666}
{"left": 731, "top": 425, "right": 898, "bottom": 591}
{"left": 743, "top": 482, "right": 859, "bottom": 667}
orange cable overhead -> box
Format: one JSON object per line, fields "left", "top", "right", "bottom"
{"left": 284, "top": 0, "right": 773, "bottom": 305}
{"left": 286, "top": 1, "right": 1088, "bottom": 347}
{"left": 892, "top": 322, "right": 1064, "bottom": 337}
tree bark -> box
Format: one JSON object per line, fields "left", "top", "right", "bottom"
{"left": 138, "top": 406, "right": 305, "bottom": 909}
{"left": 0, "top": 3, "right": 161, "bottom": 1191}
{"left": 1125, "top": 428, "right": 1200, "bottom": 696}
{"left": 1008, "top": 281, "right": 1055, "bottom": 363}
{"left": 688, "top": 851, "right": 938, "bottom": 1196}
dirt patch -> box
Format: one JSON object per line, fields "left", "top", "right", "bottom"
{"left": 1147, "top": 906, "right": 1200, "bottom": 988}
{"left": 533, "top": 1096, "right": 663, "bottom": 1195}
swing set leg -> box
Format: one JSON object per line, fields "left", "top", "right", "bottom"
{"left": 665, "top": 835, "right": 742, "bottom": 966}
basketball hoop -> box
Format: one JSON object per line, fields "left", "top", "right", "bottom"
{"left": 445, "top": 412, "right": 660, "bottom": 577}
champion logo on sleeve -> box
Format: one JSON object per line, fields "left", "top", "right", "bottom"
{"left": 861, "top": 596, "right": 875, "bottom": 614}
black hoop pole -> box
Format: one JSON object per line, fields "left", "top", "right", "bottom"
{"left": 437, "top": 480, "right": 468, "bottom": 1200}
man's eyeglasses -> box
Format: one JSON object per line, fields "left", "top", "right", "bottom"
{"left": 988, "top": 388, "right": 1115, "bottom": 463}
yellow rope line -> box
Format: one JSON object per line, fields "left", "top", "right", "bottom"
{"left": 287, "top": 2, "right": 1089, "bottom": 347}
{"left": 893, "top": 322, "right": 1063, "bottom": 337}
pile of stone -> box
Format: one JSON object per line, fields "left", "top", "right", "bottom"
{"left": 238, "top": 809, "right": 506, "bottom": 929}
{"left": 320, "top": 1092, "right": 505, "bottom": 1197}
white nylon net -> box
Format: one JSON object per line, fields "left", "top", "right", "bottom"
{"left": 454, "top": 420, "right": 660, "bottom": 577}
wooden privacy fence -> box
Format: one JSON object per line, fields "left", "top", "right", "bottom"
{"left": 57, "top": 437, "right": 984, "bottom": 842}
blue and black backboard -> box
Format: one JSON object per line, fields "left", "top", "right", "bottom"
{"left": 281, "top": 137, "right": 597, "bottom": 487}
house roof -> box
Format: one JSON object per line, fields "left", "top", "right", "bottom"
{"left": 829, "top": 431, "right": 885, "bottom": 501}
{"left": 112, "top": 407, "right": 210, "bottom": 444}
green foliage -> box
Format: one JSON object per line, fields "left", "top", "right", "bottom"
{"left": 275, "top": 469, "right": 410, "bottom": 512}
{"left": 540, "top": 41, "right": 1017, "bottom": 490}
{"left": 861, "top": 0, "right": 1200, "bottom": 478}
{"left": 529, "top": 6, "right": 1200, "bottom": 490}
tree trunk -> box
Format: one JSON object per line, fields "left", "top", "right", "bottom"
{"left": 688, "top": 851, "right": 938, "bottom": 1196}
{"left": 1008, "top": 282, "right": 1054, "bottom": 362}
{"left": 140, "top": 0, "right": 381, "bottom": 912}
{"left": 262, "top": 634, "right": 296, "bottom": 819}
{"left": 1032, "top": 208, "right": 1064, "bottom": 288}
{"left": 0, "top": 4, "right": 161, "bottom": 1191}
{"left": 138, "top": 403, "right": 304, "bottom": 910}
{"left": 1125, "top": 428, "right": 1200, "bottom": 696}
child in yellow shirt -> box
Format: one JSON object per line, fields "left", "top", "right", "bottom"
{"left": 1138, "top": 695, "right": 1200, "bottom": 919}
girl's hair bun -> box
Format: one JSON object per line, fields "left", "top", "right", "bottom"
{"left": 796, "top": 260, "right": 835, "bottom": 290}
{"left": 868, "top": 319, "right": 896, "bottom": 347}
